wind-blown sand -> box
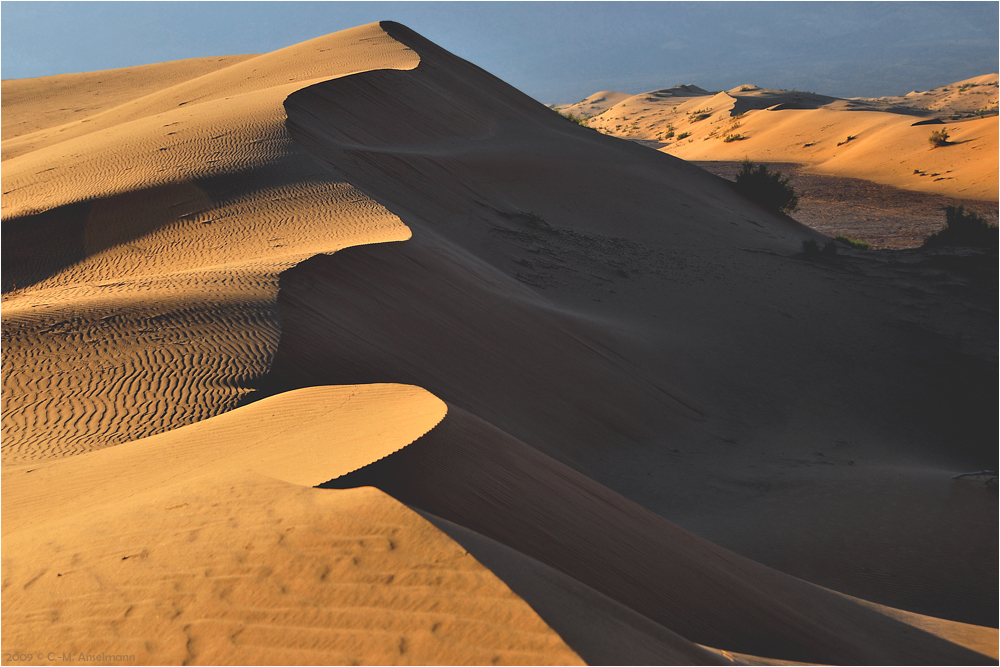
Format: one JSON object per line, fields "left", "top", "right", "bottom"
{"left": 3, "top": 20, "right": 997, "bottom": 665}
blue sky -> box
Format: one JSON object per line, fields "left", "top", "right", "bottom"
{"left": 2, "top": 2, "right": 997, "bottom": 102}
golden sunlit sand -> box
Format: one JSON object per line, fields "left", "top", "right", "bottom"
{"left": 2, "top": 21, "right": 996, "bottom": 666}
{"left": 559, "top": 75, "right": 998, "bottom": 201}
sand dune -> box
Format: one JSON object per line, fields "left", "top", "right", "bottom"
{"left": 2, "top": 24, "right": 414, "bottom": 462}
{"left": 3, "top": 19, "right": 996, "bottom": 666}
{"left": 2, "top": 386, "right": 579, "bottom": 665}
{"left": 566, "top": 76, "right": 998, "bottom": 201}
{"left": 325, "top": 405, "right": 994, "bottom": 664}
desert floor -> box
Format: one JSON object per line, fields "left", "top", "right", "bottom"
{"left": 2, "top": 21, "right": 997, "bottom": 666}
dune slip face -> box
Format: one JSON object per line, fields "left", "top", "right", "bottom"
{"left": 2, "top": 385, "right": 584, "bottom": 665}
{"left": 1, "top": 23, "right": 419, "bottom": 464}
{"left": 279, "top": 17, "right": 996, "bottom": 626}
{"left": 3, "top": 19, "right": 997, "bottom": 666}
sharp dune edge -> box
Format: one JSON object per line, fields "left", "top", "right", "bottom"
{"left": 2, "top": 20, "right": 996, "bottom": 666}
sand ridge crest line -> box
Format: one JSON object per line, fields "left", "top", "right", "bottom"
{"left": 3, "top": 21, "right": 431, "bottom": 460}
{"left": 2, "top": 384, "right": 448, "bottom": 537}
{"left": 1, "top": 22, "right": 421, "bottom": 160}
{"left": 2, "top": 22, "right": 423, "bottom": 221}
{"left": 325, "top": 404, "right": 997, "bottom": 665}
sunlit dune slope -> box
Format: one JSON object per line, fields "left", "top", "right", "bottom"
{"left": 277, "top": 20, "right": 996, "bottom": 630}
{"left": 2, "top": 385, "right": 582, "bottom": 666}
{"left": 326, "top": 405, "right": 995, "bottom": 665}
{"left": 2, "top": 19, "right": 996, "bottom": 667}
{"left": 1, "top": 24, "right": 417, "bottom": 462}
{"left": 569, "top": 77, "right": 998, "bottom": 200}
{"left": 0, "top": 55, "right": 256, "bottom": 141}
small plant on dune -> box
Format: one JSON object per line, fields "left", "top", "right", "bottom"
{"left": 923, "top": 205, "right": 998, "bottom": 248}
{"left": 688, "top": 109, "right": 711, "bottom": 122}
{"left": 677, "top": 131, "right": 691, "bottom": 140}
{"left": 836, "top": 135, "right": 856, "bottom": 147}
{"left": 739, "top": 86, "right": 753, "bottom": 92}
{"left": 558, "top": 111, "right": 588, "bottom": 126}
{"left": 663, "top": 129, "right": 675, "bottom": 139}
{"left": 835, "top": 235, "right": 870, "bottom": 249}
{"left": 723, "top": 134, "right": 746, "bottom": 143}
{"left": 734, "top": 158, "right": 799, "bottom": 214}
{"left": 928, "top": 128, "right": 950, "bottom": 148}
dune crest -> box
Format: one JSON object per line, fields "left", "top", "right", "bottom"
{"left": 2, "top": 383, "right": 447, "bottom": 536}
{"left": 3, "top": 19, "right": 996, "bottom": 666}
{"left": 325, "top": 405, "right": 996, "bottom": 665}
{"left": 2, "top": 23, "right": 421, "bottom": 463}
{"left": 3, "top": 385, "right": 589, "bottom": 664}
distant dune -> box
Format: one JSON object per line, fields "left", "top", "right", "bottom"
{"left": 559, "top": 75, "right": 999, "bottom": 201}
{"left": 3, "top": 21, "right": 996, "bottom": 665}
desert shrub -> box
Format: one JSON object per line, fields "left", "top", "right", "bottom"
{"left": 663, "top": 129, "right": 675, "bottom": 139}
{"left": 836, "top": 135, "right": 856, "bottom": 146}
{"left": 723, "top": 134, "right": 746, "bottom": 143}
{"left": 734, "top": 159, "right": 799, "bottom": 213}
{"left": 928, "top": 128, "right": 950, "bottom": 147}
{"left": 923, "top": 205, "right": 998, "bottom": 248}
{"left": 835, "top": 235, "right": 870, "bottom": 249}
{"left": 688, "top": 109, "right": 711, "bottom": 122}
{"left": 677, "top": 131, "right": 691, "bottom": 140}
{"left": 558, "top": 111, "right": 588, "bottom": 126}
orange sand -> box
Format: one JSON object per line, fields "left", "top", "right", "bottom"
{"left": 3, "top": 20, "right": 996, "bottom": 666}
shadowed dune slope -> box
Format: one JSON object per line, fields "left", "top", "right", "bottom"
{"left": 324, "top": 407, "right": 994, "bottom": 665}
{"left": 2, "top": 386, "right": 582, "bottom": 666}
{"left": 1, "top": 23, "right": 418, "bottom": 463}
{"left": 2, "top": 19, "right": 996, "bottom": 666}
{"left": 1, "top": 384, "right": 447, "bottom": 536}
{"left": 277, "top": 21, "right": 996, "bottom": 626}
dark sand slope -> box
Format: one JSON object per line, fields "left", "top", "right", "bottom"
{"left": 278, "top": 20, "right": 997, "bottom": 629}
{"left": 324, "top": 407, "right": 992, "bottom": 665}
{"left": 3, "top": 20, "right": 996, "bottom": 666}
{"left": 1, "top": 25, "right": 419, "bottom": 461}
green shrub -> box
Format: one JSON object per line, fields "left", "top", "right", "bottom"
{"left": 734, "top": 159, "right": 799, "bottom": 213}
{"left": 677, "top": 131, "right": 691, "bottom": 140}
{"left": 835, "top": 235, "right": 869, "bottom": 249}
{"left": 558, "top": 111, "right": 588, "bottom": 126}
{"left": 928, "top": 128, "right": 950, "bottom": 147}
{"left": 923, "top": 205, "right": 998, "bottom": 248}
{"left": 723, "top": 134, "right": 746, "bottom": 143}
{"left": 688, "top": 109, "right": 711, "bottom": 122}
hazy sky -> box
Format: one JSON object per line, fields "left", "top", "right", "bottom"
{"left": 2, "top": 2, "right": 997, "bottom": 102}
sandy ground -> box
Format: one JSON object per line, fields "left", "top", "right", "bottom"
{"left": 3, "top": 20, "right": 997, "bottom": 666}
{"left": 689, "top": 160, "right": 998, "bottom": 249}
{"left": 560, "top": 75, "right": 998, "bottom": 203}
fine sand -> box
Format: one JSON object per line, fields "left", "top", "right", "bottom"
{"left": 561, "top": 76, "right": 998, "bottom": 203}
{"left": 3, "top": 20, "right": 997, "bottom": 666}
